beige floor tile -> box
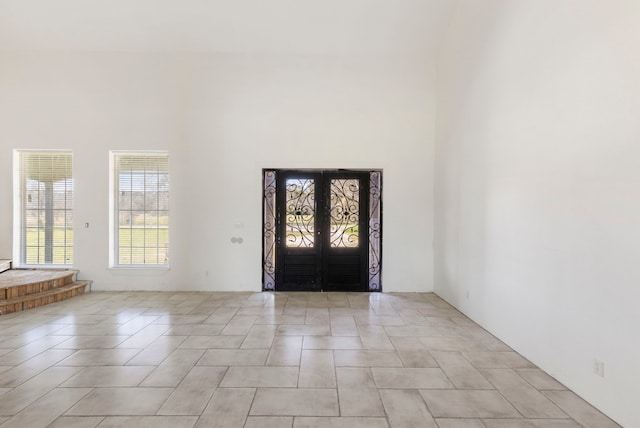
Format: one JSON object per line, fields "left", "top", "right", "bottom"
{"left": 53, "top": 324, "right": 121, "bottom": 336}
{"left": 49, "top": 315, "right": 112, "bottom": 325}
{"left": 420, "top": 337, "right": 488, "bottom": 352}
{"left": 383, "top": 325, "right": 452, "bottom": 337}
{"left": 204, "top": 307, "right": 239, "bottom": 324}
{"left": 141, "top": 349, "right": 205, "bottom": 387}
{"left": 0, "top": 291, "right": 619, "bottom": 428}
{"left": 419, "top": 390, "right": 520, "bottom": 418}
{"left": 267, "top": 336, "right": 303, "bottom": 366}
{"left": 61, "top": 365, "right": 155, "bottom": 387}
{"left": 158, "top": 366, "right": 227, "bottom": 415}
{"left": 116, "top": 315, "right": 159, "bottom": 334}
{"left": 220, "top": 315, "right": 257, "bottom": 336}
{"left": 178, "top": 335, "right": 245, "bottom": 349}
{"left": 0, "top": 336, "right": 70, "bottom": 366}
{"left": 97, "top": 416, "right": 198, "bottom": 428}
{"left": 294, "top": 417, "right": 389, "bottom": 428}
{"left": 306, "top": 308, "right": 330, "bottom": 325}
{"left": 282, "top": 305, "right": 307, "bottom": 317}
{"left": 338, "top": 387, "right": 385, "bottom": 417}
{"left": 336, "top": 367, "right": 377, "bottom": 388}
{"left": 235, "top": 306, "right": 280, "bottom": 316}
{"left": 254, "top": 315, "right": 306, "bottom": 325}
{"left": 372, "top": 367, "right": 453, "bottom": 389}
{"left": 153, "top": 315, "right": 210, "bottom": 324}
{"left": 0, "top": 349, "right": 76, "bottom": 387}
{"left": 389, "top": 337, "right": 426, "bottom": 351}
{"left": 0, "top": 366, "right": 81, "bottom": 416}
{"left": 245, "top": 416, "right": 294, "bottom": 428}
{"left": 242, "top": 324, "right": 278, "bottom": 349}
{"left": 47, "top": 416, "right": 105, "bottom": 428}
{"left": 0, "top": 387, "right": 91, "bottom": 428}
{"left": 56, "top": 349, "right": 140, "bottom": 366}
{"left": 396, "top": 310, "right": 436, "bottom": 326}
{"left": 481, "top": 369, "right": 567, "bottom": 418}
{"left": 126, "top": 335, "right": 186, "bottom": 366}
{"left": 278, "top": 325, "right": 331, "bottom": 336}
{"left": 330, "top": 316, "right": 359, "bottom": 336}
{"left": 543, "top": 391, "right": 622, "bottom": 428}
{"left": 430, "top": 351, "right": 493, "bottom": 389}
{"left": 66, "top": 387, "right": 174, "bottom": 416}
{"left": 355, "top": 315, "right": 405, "bottom": 326}
{"left": 198, "top": 349, "right": 269, "bottom": 366}
{"left": 302, "top": 336, "right": 362, "bottom": 350}
{"left": 515, "top": 368, "right": 567, "bottom": 390}
{"left": 463, "top": 351, "right": 534, "bottom": 369}
{"left": 298, "top": 350, "right": 336, "bottom": 388}
{"left": 165, "top": 324, "right": 225, "bottom": 336}
{"left": 250, "top": 388, "right": 339, "bottom": 416}
{"left": 197, "top": 387, "right": 255, "bottom": 428}
{"left": 379, "top": 389, "right": 438, "bottom": 428}
{"left": 333, "top": 350, "right": 403, "bottom": 367}
{"left": 53, "top": 336, "right": 129, "bottom": 349}
{"left": 435, "top": 419, "right": 487, "bottom": 428}
{"left": 478, "top": 337, "right": 513, "bottom": 352}
{"left": 220, "top": 366, "right": 298, "bottom": 388}
{"left": 357, "top": 325, "right": 395, "bottom": 350}
{"left": 117, "top": 324, "right": 171, "bottom": 348}
{"left": 483, "top": 420, "right": 581, "bottom": 428}
{"left": 396, "top": 348, "right": 439, "bottom": 368}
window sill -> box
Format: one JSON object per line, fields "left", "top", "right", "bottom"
{"left": 109, "top": 265, "right": 170, "bottom": 270}
{"left": 14, "top": 264, "right": 75, "bottom": 270}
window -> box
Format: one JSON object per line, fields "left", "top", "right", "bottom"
{"left": 14, "top": 150, "right": 73, "bottom": 266}
{"left": 110, "top": 151, "right": 169, "bottom": 267}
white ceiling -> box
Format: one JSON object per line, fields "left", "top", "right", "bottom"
{"left": 0, "top": 0, "right": 456, "bottom": 55}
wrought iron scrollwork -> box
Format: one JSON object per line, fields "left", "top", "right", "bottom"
{"left": 263, "top": 170, "right": 276, "bottom": 290}
{"left": 330, "top": 179, "right": 360, "bottom": 248}
{"left": 285, "top": 179, "right": 315, "bottom": 248}
{"left": 368, "top": 171, "right": 382, "bottom": 291}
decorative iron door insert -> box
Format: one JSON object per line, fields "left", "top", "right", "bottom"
{"left": 277, "top": 171, "right": 323, "bottom": 291}
{"left": 263, "top": 169, "right": 382, "bottom": 292}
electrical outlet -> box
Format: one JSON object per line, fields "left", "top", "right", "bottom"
{"left": 593, "top": 359, "right": 605, "bottom": 378}
{"left": 465, "top": 290, "right": 470, "bottom": 299}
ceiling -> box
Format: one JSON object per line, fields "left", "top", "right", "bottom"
{"left": 0, "top": 0, "right": 456, "bottom": 55}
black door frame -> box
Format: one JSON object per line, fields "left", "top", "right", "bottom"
{"left": 275, "top": 170, "right": 323, "bottom": 291}
{"left": 262, "top": 169, "right": 383, "bottom": 292}
{"left": 320, "top": 170, "right": 369, "bottom": 292}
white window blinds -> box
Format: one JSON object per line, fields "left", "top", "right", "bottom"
{"left": 16, "top": 150, "right": 73, "bottom": 266}
{"left": 112, "top": 152, "right": 169, "bottom": 266}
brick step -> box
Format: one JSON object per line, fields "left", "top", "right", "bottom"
{"left": 0, "top": 269, "right": 77, "bottom": 300}
{"left": 0, "top": 280, "right": 91, "bottom": 315}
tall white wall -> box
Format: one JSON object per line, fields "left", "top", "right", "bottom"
{"left": 435, "top": 1, "right": 640, "bottom": 427}
{"left": 0, "top": 51, "right": 436, "bottom": 292}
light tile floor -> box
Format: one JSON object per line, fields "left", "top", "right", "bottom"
{"left": 0, "top": 291, "right": 621, "bottom": 428}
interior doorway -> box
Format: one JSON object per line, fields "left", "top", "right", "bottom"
{"left": 263, "top": 169, "right": 382, "bottom": 292}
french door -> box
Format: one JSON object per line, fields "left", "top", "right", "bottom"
{"left": 263, "top": 169, "right": 382, "bottom": 292}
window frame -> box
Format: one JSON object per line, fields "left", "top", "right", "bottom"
{"left": 13, "top": 149, "right": 74, "bottom": 268}
{"left": 109, "top": 150, "right": 170, "bottom": 268}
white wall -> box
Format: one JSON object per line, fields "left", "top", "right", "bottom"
{"left": 435, "top": 1, "right": 640, "bottom": 427}
{"left": 0, "top": 51, "right": 436, "bottom": 292}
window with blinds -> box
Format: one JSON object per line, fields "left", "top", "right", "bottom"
{"left": 15, "top": 150, "right": 73, "bottom": 266}
{"left": 111, "top": 151, "right": 169, "bottom": 267}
